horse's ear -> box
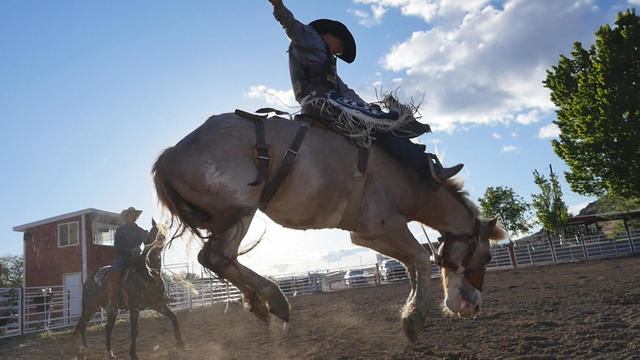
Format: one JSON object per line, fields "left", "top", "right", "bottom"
{"left": 152, "top": 218, "right": 156, "bottom": 227}
{"left": 488, "top": 214, "right": 507, "bottom": 241}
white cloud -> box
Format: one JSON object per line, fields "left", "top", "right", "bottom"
{"left": 492, "top": 133, "right": 502, "bottom": 139}
{"left": 361, "top": 0, "right": 607, "bottom": 132}
{"left": 502, "top": 145, "right": 517, "bottom": 152}
{"left": 245, "top": 85, "right": 297, "bottom": 108}
{"left": 628, "top": 0, "right": 640, "bottom": 4}
{"left": 354, "top": 0, "right": 490, "bottom": 22}
{"left": 568, "top": 202, "right": 590, "bottom": 216}
{"left": 349, "top": 4, "right": 388, "bottom": 26}
{"left": 515, "top": 109, "right": 540, "bottom": 125}
{"left": 510, "top": 132, "right": 517, "bottom": 137}
{"left": 538, "top": 123, "right": 560, "bottom": 139}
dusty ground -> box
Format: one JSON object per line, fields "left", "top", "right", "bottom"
{"left": 1, "top": 256, "right": 639, "bottom": 360}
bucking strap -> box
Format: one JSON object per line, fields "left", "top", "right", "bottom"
{"left": 338, "top": 147, "right": 369, "bottom": 230}
{"left": 259, "top": 116, "right": 312, "bottom": 210}
{"left": 235, "top": 109, "right": 270, "bottom": 186}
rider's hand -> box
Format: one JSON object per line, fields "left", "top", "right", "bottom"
{"left": 268, "top": 0, "right": 282, "bottom": 7}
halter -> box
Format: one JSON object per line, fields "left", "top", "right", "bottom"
{"left": 424, "top": 219, "right": 486, "bottom": 291}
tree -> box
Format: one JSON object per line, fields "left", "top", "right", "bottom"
{"left": 0, "top": 256, "right": 23, "bottom": 288}
{"left": 543, "top": 9, "right": 640, "bottom": 198}
{"left": 478, "top": 186, "right": 531, "bottom": 238}
{"left": 531, "top": 168, "right": 570, "bottom": 237}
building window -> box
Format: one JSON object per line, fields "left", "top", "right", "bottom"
{"left": 92, "top": 222, "right": 118, "bottom": 246}
{"left": 58, "top": 222, "right": 79, "bottom": 247}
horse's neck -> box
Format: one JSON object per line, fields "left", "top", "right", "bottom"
{"left": 414, "top": 186, "right": 476, "bottom": 234}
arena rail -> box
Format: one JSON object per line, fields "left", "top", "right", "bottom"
{"left": 0, "top": 228, "right": 637, "bottom": 339}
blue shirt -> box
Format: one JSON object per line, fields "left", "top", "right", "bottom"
{"left": 114, "top": 223, "right": 146, "bottom": 256}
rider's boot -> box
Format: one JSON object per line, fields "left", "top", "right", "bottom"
{"left": 106, "top": 270, "right": 120, "bottom": 313}
{"left": 426, "top": 153, "right": 463, "bottom": 181}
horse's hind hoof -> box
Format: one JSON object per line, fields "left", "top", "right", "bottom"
{"left": 105, "top": 350, "right": 117, "bottom": 360}
{"left": 77, "top": 345, "right": 88, "bottom": 360}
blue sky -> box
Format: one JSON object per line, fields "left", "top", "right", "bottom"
{"left": 1, "top": 0, "right": 637, "bottom": 275}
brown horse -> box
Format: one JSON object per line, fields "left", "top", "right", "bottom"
{"left": 72, "top": 220, "right": 184, "bottom": 359}
{"left": 152, "top": 113, "right": 507, "bottom": 342}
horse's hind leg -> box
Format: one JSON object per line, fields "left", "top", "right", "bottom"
{"left": 128, "top": 309, "right": 140, "bottom": 360}
{"left": 72, "top": 298, "right": 98, "bottom": 359}
{"left": 154, "top": 304, "right": 185, "bottom": 349}
{"left": 105, "top": 309, "right": 118, "bottom": 360}
{"left": 198, "top": 212, "right": 290, "bottom": 322}
{"left": 350, "top": 216, "right": 431, "bottom": 343}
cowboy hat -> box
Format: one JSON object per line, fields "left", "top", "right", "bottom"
{"left": 120, "top": 206, "right": 142, "bottom": 220}
{"left": 309, "top": 19, "right": 356, "bottom": 63}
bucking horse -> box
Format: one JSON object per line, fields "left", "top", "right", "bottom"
{"left": 152, "top": 110, "right": 507, "bottom": 343}
{"left": 72, "top": 219, "right": 185, "bottom": 359}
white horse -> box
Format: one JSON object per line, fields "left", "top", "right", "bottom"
{"left": 152, "top": 113, "right": 507, "bottom": 342}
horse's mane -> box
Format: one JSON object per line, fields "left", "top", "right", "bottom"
{"left": 442, "top": 177, "right": 481, "bottom": 219}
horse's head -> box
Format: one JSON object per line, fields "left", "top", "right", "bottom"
{"left": 141, "top": 219, "right": 166, "bottom": 272}
{"left": 436, "top": 215, "right": 507, "bottom": 318}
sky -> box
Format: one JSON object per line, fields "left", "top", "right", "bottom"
{"left": 1, "top": 0, "right": 637, "bottom": 276}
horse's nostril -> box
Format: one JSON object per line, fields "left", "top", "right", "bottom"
{"left": 474, "top": 304, "right": 480, "bottom": 312}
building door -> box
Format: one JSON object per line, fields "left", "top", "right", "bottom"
{"left": 63, "top": 272, "right": 82, "bottom": 325}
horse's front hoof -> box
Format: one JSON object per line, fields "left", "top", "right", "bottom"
{"left": 268, "top": 298, "right": 290, "bottom": 323}
{"left": 243, "top": 295, "right": 270, "bottom": 322}
{"left": 129, "top": 351, "right": 140, "bottom": 360}
{"left": 176, "top": 341, "right": 186, "bottom": 351}
{"left": 105, "top": 350, "right": 117, "bottom": 360}
{"left": 401, "top": 309, "right": 425, "bottom": 343}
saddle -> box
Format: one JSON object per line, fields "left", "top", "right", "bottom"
{"left": 234, "top": 108, "right": 369, "bottom": 230}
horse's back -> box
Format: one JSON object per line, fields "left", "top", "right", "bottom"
{"left": 164, "top": 112, "right": 412, "bottom": 228}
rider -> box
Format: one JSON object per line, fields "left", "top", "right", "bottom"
{"left": 268, "top": 0, "right": 463, "bottom": 182}
{"left": 106, "top": 206, "right": 147, "bottom": 312}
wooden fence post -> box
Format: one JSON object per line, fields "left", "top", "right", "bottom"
{"left": 546, "top": 231, "right": 558, "bottom": 263}
{"left": 508, "top": 243, "right": 517, "bottom": 268}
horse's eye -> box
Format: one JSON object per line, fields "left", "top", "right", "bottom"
{"left": 485, "top": 254, "right": 492, "bottom": 263}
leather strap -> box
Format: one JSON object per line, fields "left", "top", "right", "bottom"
{"left": 235, "top": 109, "right": 271, "bottom": 187}
{"left": 259, "top": 117, "right": 312, "bottom": 210}
{"left": 338, "top": 148, "right": 369, "bottom": 230}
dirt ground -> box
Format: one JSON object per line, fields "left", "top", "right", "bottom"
{"left": 1, "top": 256, "right": 639, "bottom": 360}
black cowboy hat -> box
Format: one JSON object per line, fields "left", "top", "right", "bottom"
{"left": 309, "top": 19, "right": 356, "bottom": 63}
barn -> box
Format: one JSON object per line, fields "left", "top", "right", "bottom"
{"left": 12, "top": 208, "right": 123, "bottom": 329}
{"left": 13, "top": 208, "right": 123, "bottom": 289}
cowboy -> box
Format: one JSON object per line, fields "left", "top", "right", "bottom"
{"left": 106, "top": 206, "right": 147, "bottom": 312}
{"left": 268, "top": 0, "right": 463, "bottom": 181}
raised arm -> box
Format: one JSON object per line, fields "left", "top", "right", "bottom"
{"left": 269, "top": 0, "right": 314, "bottom": 46}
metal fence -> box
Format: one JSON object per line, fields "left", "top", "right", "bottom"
{"left": 1, "top": 227, "right": 638, "bottom": 340}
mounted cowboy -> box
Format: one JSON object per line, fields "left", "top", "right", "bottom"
{"left": 268, "top": 0, "right": 463, "bottom": 182}
{"left": 106, "top": 206, "right": 148, "bottom": 312}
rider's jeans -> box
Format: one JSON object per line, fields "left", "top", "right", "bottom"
{"left": 374, "top": 131, "right": 429, "bottom": 181}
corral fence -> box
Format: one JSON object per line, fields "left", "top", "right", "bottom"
{"left": 1, "top": 228, "right": 638, "bottom": 339}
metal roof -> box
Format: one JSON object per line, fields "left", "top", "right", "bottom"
{"left": 565, "top": 209, "right": 640, "bottom": 225}
{"left": 12, "top": 208, "right": 121, "bottom": 232}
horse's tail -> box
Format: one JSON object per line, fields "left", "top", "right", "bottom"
{"left": 153, "top": 147, "right": 206, "bottom": 243}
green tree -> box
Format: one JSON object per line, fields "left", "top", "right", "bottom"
{"left": 543, "top": 9, "right": 640, "bottom": 198}
{"left": 531, "top": 168, "right": 570, "bottom": 236}
{"left": 0, "top": 255, "right": 23, "bottom": 288}
{"left": 478, "top": 186, "right": 531, "bottom": 238}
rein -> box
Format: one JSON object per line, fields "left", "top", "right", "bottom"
{"left": 422, "top": 218, "right": 486, "bottom": 291}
